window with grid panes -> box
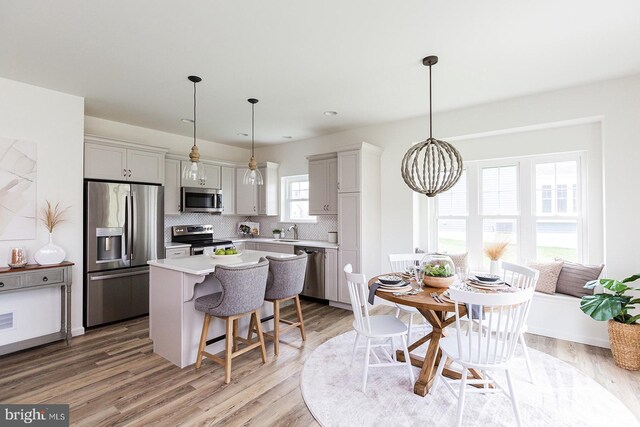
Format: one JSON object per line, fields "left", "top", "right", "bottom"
{"left": 281, "top": 175, "right": 316, "bottom": 223}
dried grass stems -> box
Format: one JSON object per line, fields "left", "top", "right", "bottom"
{"left": 40, "top": 201, "right": 69, "bottom": 233}
{"left": 484, "top": 239, "right": 510, "bottom": 261}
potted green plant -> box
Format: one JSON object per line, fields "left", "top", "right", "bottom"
{"left": 422, "top": 254, "right": 456, "bottom": 288}
{"left": 580, "top": 274, "right": 640, "bottom": 370}
{"left": 272, "top": 228, "right": 282, "bottom": 239}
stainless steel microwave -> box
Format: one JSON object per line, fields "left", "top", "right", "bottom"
{"left": 181, "top": 187, "right": 223, "bottom": 213}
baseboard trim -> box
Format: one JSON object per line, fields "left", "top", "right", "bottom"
{"left": 72, "top": 327, "right": 85, "bottom": 337}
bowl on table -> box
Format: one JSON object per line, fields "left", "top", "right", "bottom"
{"left": 473, "top": 273, "right": 501, "bottom": 282}
{"left": 378, "top": 274, "right": 403, "bottom": 285}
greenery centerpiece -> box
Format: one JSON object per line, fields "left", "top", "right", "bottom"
{"left": 580, "top": 274, "right": 640, "bottom": 370}
{"left": 422, "top": 254, "right": 456, "bottom": 288}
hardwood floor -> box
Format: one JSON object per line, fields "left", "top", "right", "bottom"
{"left": 1, "top": 301, "right": 638, "bottom": 426}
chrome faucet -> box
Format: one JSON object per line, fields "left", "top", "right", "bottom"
{"left": 287, "top": 224, "right": 299, "bottom": 240}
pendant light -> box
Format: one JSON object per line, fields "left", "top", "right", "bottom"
{"left": 401, "top": 56, "right": 463, "bottom": 197}
{"left": 243, "top": 98, "right": 264, "bottom": 186}
{"left": 183, "top": 75, "right": 207, "bottom": 182}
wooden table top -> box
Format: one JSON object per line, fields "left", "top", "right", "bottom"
{"left": 368, "top": 274, "right": 457, "bottom": 312}
{"left": 0, "top": 261, "right": 74, "bottom": 274}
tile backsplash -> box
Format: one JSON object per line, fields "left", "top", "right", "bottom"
{"left": 164, "top": 214, "right": 337, "bottom": 243}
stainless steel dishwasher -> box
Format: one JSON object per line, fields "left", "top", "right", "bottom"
{"left": 295, "top": 246, "right": 325, "bottom": 299}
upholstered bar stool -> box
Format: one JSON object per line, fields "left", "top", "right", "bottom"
{"left": 249, "top": 254, "right": 308, "bottom": 355}
{"left": 194, "top": 258, "right": 269, "bottom": 384}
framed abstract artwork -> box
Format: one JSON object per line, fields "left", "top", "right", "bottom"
{"left": 0, "top": 137, "right": 37, "bottom": 240}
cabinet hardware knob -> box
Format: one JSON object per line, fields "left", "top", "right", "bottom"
{"left": 124, "top": 169, "right": 127, "bottom": 176}
{"left": 42, "top": 276, "right": 48, "bottom": 282}
{"left": 337, "top": 182, "right": 340, "bottom": 189}
{"left": 0, "top": 282, "right": 4, "bottom": 287}
{"left": 128, "top": 169, "right": 132, "bottom": 177}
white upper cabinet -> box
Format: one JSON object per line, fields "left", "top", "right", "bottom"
{"left": 164, "top": 158, "right": 181, "bottom": 215}
{"left": 258, "top": 163, "right": 279, "bottom": 216}
{"left": 235, "top": 162, "right": 279, "bottom": 216}
{"left": 235, "top": 168, "right": 258, "bottom": 215}
{"left": 221, "top": 166, "right": 235, "bottom": 215}
{"left": 337, "top": 150, "right": 360, "bottom": 193}
{"left": 180, "top": 161, "right": 221, "bottom": 189}
{"left": 127, "top": 149, "right": 164, "bottom": 184}
{"left": 308, "top": 155, "right": 338, "bottom": 215}
{"left": 84, "top": 137, "right": 166, "bottom": 184}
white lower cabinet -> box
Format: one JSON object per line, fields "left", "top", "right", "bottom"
{"left": 165, "top": 247, "right": 190, "bottom": 259}
{"left": 324, "top": 248, "right": 338, "bottom": 301}
{"left": 255, "top": 243, "right": 294, "bottom": 254}
{"left": 337, "top": 249, "right": 359, "bottom": 304}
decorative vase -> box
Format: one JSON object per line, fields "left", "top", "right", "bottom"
{"left": 489, "top": 259, "right": 501, "bottom": 275}
{"left": 34, "top": 233, "right": 66, "bottom": 265}
{"left": 608, "top": 320, "right": 640, "bottom": 371}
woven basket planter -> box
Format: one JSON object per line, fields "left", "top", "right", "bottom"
{"left": 423, "top": 275, "right": 456, "bottom": 289}
{"left": 608, "top": 320, "right": 640, "bottom": 371}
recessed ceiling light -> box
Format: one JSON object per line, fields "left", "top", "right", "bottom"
{"left": 237, "top": 132, "right": 249, "bottom": 137}
{"left": 282, "top": 136, "right": 293, "bottom": 139}
{"left": 323, "top": 111, "right": 338, "bottom": 116}
{"left": 181, "top": 118, "right": 194, "bottom": 123}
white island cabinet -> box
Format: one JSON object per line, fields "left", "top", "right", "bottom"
{"left": 147, "top": 250, "right": 294, "bottom": 368}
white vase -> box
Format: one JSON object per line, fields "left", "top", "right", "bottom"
{"left": 489, "top": 259, "right": 501, "bottom": 275}
{"left": 34, "top": 233, "right": 66, "bottom": 265}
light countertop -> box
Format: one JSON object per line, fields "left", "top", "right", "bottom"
{"left": 164, "top": 242, "right": 191, "bottom": 249}
{"left": 224, "top": 237, "right": 339, "bottom": 249}
{"left": 148, "top": 249, "right": 294, "bottom": 275}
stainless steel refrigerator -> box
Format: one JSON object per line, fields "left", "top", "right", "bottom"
{"left": 84, "top": 181, "right": 164, "bottom": 327}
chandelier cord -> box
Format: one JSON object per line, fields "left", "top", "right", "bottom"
{"left": 192, "top": 80, "right": 197, "bottom": 149}
{"left": 429, "top": 63, "right": 432, "bottom": 140}
{"left": 251, "top": 102, "right": 255, "bottom": 157}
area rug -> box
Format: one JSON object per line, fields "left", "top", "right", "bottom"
{"left": 300, "top": 331, "right": 638, "bottom": 427}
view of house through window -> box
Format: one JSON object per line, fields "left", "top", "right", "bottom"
{"left": 431, "top": 154, "right": 584, "bottom": 267}
{"left": 281, "top": 175, "right": 316, "bottom": 223}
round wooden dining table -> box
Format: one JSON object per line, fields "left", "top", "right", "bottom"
{"left": 368, "top": 274, "right": 487, "bottom": 397}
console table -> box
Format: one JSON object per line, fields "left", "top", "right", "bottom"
{"left": 0, "top": 262, "right": 73, "bottom": 355}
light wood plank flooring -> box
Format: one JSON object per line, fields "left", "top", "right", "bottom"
{"left": 1, "top": 301, "right": 638, "bottom": 426}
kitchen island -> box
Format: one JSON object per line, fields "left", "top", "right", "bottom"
{"left": 148, "top": 250, "right": 295, "bottom": 368}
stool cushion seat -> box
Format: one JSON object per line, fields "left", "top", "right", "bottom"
{"left": 195, "top": 292, "right": 223, "bottom": 314}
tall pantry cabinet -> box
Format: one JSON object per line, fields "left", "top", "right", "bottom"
{"left": 336, "top": 143, "right": 382, "bottom": 305}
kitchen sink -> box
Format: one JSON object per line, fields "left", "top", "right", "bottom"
{"left": 274, "top": 239, "right": 299, "bottom": 242}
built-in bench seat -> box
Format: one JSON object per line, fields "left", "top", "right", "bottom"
{"left": 528, "top": 291, "right": 608, "bottom": 348}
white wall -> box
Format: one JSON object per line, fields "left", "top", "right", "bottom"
{"left": 0, "top": 77, "right": 84, "bottom": 339}
{"left": 256, "top": 73, "right": 640, "bottom": 281}
{"left": 85, "top": 116, "right": 249, "bottom": 163}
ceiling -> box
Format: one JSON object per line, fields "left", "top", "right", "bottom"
{"left": 1, "top": 1, "right": 640, "bottom": 148}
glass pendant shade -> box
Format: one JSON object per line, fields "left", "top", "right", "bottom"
{"left": 182, "top": 161, "right": 207, "bottom": 181}
{"left": 244, "top": 98, "right": 264, "bottom": 185}
{"left": 243, "top": 166, "right": 264, "bottom": 186}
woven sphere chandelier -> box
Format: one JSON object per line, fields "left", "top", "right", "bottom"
{"left": 401, "top": 56, "right": 463, "bottom": 197}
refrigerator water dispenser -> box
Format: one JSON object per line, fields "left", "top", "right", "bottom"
{"left": 96, "top": 227, "right": 123, "bottom": 262}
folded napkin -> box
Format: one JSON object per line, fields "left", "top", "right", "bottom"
{"left": 368, "top": 282, "right": 381, "bottom": 305}
{"left": 466, "top": 303, "right": 485, "bottom": 320}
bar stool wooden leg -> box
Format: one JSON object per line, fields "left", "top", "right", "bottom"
{"left": 246, "top": 314, "right": 255, "bottom": 343}
{"left": 232, "top": 318, "right": 239, "bottom": 352}
{"left": 294, "top": 295, "right": 306, "bottom": 341}
{"left": 254, "top": 310, "right": 268, "bottom": 363}
{"left": 273, "top": 300, "right": 280, "bottom": 355}
{"left": 224, "top": 317, "right": 233, "bottom": 384}
{"left": 195, "top": 313, "right": 211, "bottom": 369}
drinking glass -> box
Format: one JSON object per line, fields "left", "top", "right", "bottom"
{"left": 413, "top": 265, "right": 425, "bottom": 289}
{"left": 456, "top": 266, "right": 469, "bottom": 283}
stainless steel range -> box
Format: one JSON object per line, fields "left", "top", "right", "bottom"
{"left": 171, "top": 224, "right": 233, "bottom": 256}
